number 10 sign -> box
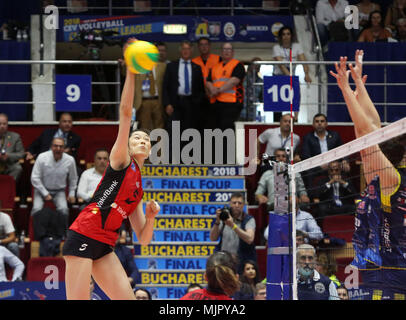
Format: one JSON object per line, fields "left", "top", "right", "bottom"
{"left": 263, "top": 75, "right": 300, "bottom": 112}
{"left": 55, "top": 74, "right": 92, "bottom": 112}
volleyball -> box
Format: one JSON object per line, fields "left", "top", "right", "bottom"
{"left": 124, "top": 40, "right": 159, "bottom": 74}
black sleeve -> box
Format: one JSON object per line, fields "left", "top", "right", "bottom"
{"left": 206, "top": 69, "right": 212, "bottom": 82}
{"left": 231, "top": 62, "right": 246, "bottom": 81}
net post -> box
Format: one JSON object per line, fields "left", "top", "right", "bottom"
{"left": 289, "top": 163, "right": 298, "bottom": 300}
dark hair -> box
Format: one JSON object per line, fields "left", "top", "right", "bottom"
{"left": 133, "top": 288, "right": 152, "bottom": 300}
{"left": 94, "top": 148, "right": 109, "bottom": 156}
{"left": 316, "top": 252, "right": 338, "bottom": 277}
{"left": 313, "top": 113, "right": 327, "bottom": 122}
{"left": 129, "top": 127, "right": 151, "bottom": 137}
{"left": 274, "top": 147, "right": 287, "bottom": 155}
{"left": 155, "top": 41, "right": 167, "bottom": 48}
{"left": 197, "top": 37, "right": 210, "bottom": 44}
{"left": 58, "top": 112, "right": 72, "bottom": 121}
{"left": 205, "top": 251, "right": 240, "bottom": 296}
{"left": 240, "top": 260, "right": 261, "bottom": 285}
{"left": 367, "top": 10, "right": 384, "bottom": 29}
{"left": 230, "top": 192, "right": 244, "bottom": 201}
{"left": 277, "top": 26, "right": 296, "bottom": 45}
{"left": 379, "top": 135, "right": 406, "bottom": 168}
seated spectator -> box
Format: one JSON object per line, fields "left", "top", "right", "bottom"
{"left": 0, "top": 210, "right": 20, "bottom": 257}
{"left": 296, "top": 244, "right": 339, "bottom": 300}
{"left": 384, "top": 0, "right": 406, "bottom": 36}
{"left": 255, "top": 148, "right": 309, "bottom": 212}
{"left": 114, "top": 228, "right": 141, "bottom": 288}
{"left": 180, "top": 251, "right": 240, "bottom": 300}
{"left": 234, "top": 260, "right": 262, "bottom": 300}
{"left": 209, "top": 192, "right": 257, "bottom": 273}
{"left": 337, "top": 285, "right": 350, "bottom": 300}
{"left": 0, "top": 245, "right": 24, "bottom": 282}
{"left": 134, "top": 288, "right": 152, "bottom": 300}
{"left": 186, "top": 283, "right": 203, "bottom": 294}
{"left": 313, "top": 160, "right": 356, "bottom": 220}
{"left": 76, "top": 148, "right": 109, "bottom": 209}
{"left": 296, "top": 229, "right": 310, "bottom": 246}
{"left": 396, "top": 17, "right": 406, "bottom": 41}
{"left": 254, "top": 282, "right": 267, "bottom": 300}
{"left": 0, "top": 113, "right": 25, "bottom": 183}
{"left": 26, "top": 112, "right": 81, "bottom": 161}
{"left": 301, "top": 113, "right": 348, "bottom": 191}
{"left": 356, "top": 0, "right": 381, "bottom": 31}
{"left": 257, "top": 114, "right": 300, "bottom": 174}
{"left": 316, "top": 0, "right": 350, "bottom": 47}
{"left": 315, "top": 251, "right": 341, "bottom": 287}
{"left": 358, "top": 11, "right": 393, "bottom": 42}
{"left": 30, "top": 137, "right": 78, "bottom": 230}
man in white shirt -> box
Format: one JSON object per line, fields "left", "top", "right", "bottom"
{"left": 316, "top": 0, "right": 350, "bottom": 46}
{"left": 0, "top": 211, "right": 19, "bottom": 257}
{"left": 0, "top": 245, "right": 24, "bottom": 282}
{"left": 30, "top": 137, "right": 78, "bottom": 224}
{"left": 77, "top": 149, "right": 109, "bottom": 208}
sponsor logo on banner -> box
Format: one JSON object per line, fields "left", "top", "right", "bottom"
{"left": 223, "top": 22, "right": 236, "bottom": 38}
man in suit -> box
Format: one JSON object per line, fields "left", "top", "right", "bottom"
{"left": 25, "top": 112, "right": 81, "bottom": 161}
{"left": 0, "top": 113, "right": 25, "bottom": 182}
{"left": 301, "top": 113, "right": 349, "bottom": 190}
{"left": 162, "top": 40, "right": 205, "bottom": 135}
{"left": 133, "top": 55, "right": 166, "bottom": 131}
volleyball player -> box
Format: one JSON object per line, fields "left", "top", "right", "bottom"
{"left": 62, "top": 39, "right": 160, "bottom": 300}
{"left": 331, "top": 50, "right": 406, "bottom": 299}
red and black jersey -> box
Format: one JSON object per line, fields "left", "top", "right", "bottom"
{"left": 69, "top": 160, "right": 143, "bottom": 246}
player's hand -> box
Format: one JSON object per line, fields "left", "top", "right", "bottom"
{"left": 330, "top": 56, "right": 351, "bottom": 91}
{"left": 145, "top": 200, "right": 160, "bottom": 219}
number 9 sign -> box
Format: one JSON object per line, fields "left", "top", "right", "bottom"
{"left": 263, "top": 75, "right": 300, "bottom": 112}
{"left": 55, "top": 74, "right": 92, "bottom": 112}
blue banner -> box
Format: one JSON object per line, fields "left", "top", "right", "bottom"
{"left": 263, "top": 75, "right": 300, "bottom": 112}
{"left": 58, "top": 15, "right": 294, "bottom": 43}
{"left": 135, "top": 230, "right": 211, "bottom": 242}
{"left": 135, "top": 257, "right": 207, "bottom": 270}
{"left": 141, "top": 165, "right": 242, "bottom": 176}
{"left": 55, "top": 74, "right": 92, "bottom": 112}
{"left": 140, "top": 270, "right": 206, "bottom": 285}
{"left": 143, "top": 190, "right": 245, "bottom": 203}
{"left": 142, "top": 177, "right": 244, "bottom": 190}
{"left": 148, "top": 203, "right": 246, "bottom": 215}
{"left": 134, "top": 243, "right": 217, "bottom": 256}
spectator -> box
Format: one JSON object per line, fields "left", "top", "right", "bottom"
{"left": 356, "top": 0, "right": 381, "bottom": 31}
{"left": 0, "top": 245, "right": 24, "bottom": 282}
{"left": 0, "top": 211, "right": 20, "bottom": 257}
{"left": 243, "top": 57, "right": 263, "bottom": 122}
{"left": 384, "top": 0, "right": 406, "bottom": 36}
{"left": 210, "top": 192, "right": 256, "bottom": 272}
{"left": 313, "top": 160, "right": 356, "bottom": 220}
{"left": 296, "top": 244, "right": 339, "bottom": 300}
{"left": 114, "top": 229, "right": 141, "bottom": 288}
{"left": 186, "top": 283, "right": 203, "bottom": 293}
{"left": 134, "top": 288, "right": 152, "bottom": 300}
{"left": 301, "top": 113, "right": 347, "bottom": 189}
{"left": 156, "top": 41, "right": 170, "bottom": 64}
{"left": 264, "top": 197, "right": 324, "bottom": 243}
{"left": 162, "top": 40, "right": 205, "bottom": 135}
{"left": 206, "top": 42, "right": 246, "bottom": 132}
{"left": 358, "top": 11, "right": 393, "bottom": 42}
{"left": 30, "top": 137, "right": 78, "bottom": 229}
{"left": 76, "top": 148, "right": 109, "bottom": 209}
{"left": 257, "top": 114, "right": 300, "bottom": 168}
{"left": 337, "top": 285, "right": 350, "bottom": 300}
{"left": 315, "top": 251, "right": 341, "bottom": 287}
{"left": 192, "top": 37, "right": 221, "bottom": 130}
{"left": 254, "top": 282, "right": 267, "bottom": 300}
{"left": 180, "top": 251, "right": 240, "bottom": 300}
{"left": 272, "top": 26, "right": 311, "bottom": 84}
{"left": 235, "top": 260, "right": 262, "bottom": 300}
{"left": 316, "top": 0, "right": 350, "bottom": 47}
{"left": 133, "top": 45, "right": 167, "bottom": 131}
{"left": 255, "top": 148, "right": 309, "bottom": 212}
{"left": 0, "top": 113, "right": 25, "bottom": 183}
{"left": 396, "top": 17, "right": 406, "bottom": 41}
{"left": 26, "top": 112, "right": 81, "bottom": 161}
{"left": 296, "top": 229, "right": 310, "bottom": 246}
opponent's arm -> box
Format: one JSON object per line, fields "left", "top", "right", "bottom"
{"left": 129, "top": 200, "right": 159, "bottom": 246}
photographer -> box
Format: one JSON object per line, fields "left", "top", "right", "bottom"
{"left": 209, "top": 192, "right": 257, "bottom": 272}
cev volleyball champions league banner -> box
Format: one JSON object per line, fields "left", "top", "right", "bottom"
{"left": 58, "top": 15, "right": 294, "bottom": 42}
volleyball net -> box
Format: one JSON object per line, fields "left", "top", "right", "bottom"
{"left": 266, "top": 117, "right": 406, "bottom": 300}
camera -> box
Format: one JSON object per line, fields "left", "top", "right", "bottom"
{"left": 219, "top": 207, "right": 231, "bottom": 221}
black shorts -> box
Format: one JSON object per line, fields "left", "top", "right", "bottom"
{"left": 62, "top": 230, "right": 113, "bottom": 260}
